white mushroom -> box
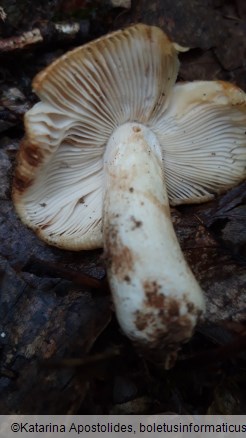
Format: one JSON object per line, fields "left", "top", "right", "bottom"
{"left": 12, "top": 24, "right": 246, "bottom": 365}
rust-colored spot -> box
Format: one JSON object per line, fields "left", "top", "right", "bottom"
{"left": 133, "top": 289, "right": 203, "bottom": 359}
{"left": 104, "top": 223, "right": 134, "bottom": 281}
{"left": 133, "top": 295, "right": 204, "bottom": 367}
{"left": 130, "top": 216, "right": 142, "bottom": 230}
{"left": 183, "top": 293, "right": 204, "bottom": 320}
{"left": 144, "top": 280, "right": 164, "bottom": 308}
{"left": 218, "top": 80, "right": 240, "bottom": 93}
{"left": 111, "top": 244, "right": 133, "bottom": 279}
{"left": 134, "top": 305, "right": 194, "bottom": 345}
{"left": 144, "top": 192, "right": 170, "bottom": 216}
{"left": 186, "top": 301, "right": 195, "bottom": 314}
{"left": 132, "top": 126, "right": 141, "bottom": 133}
{"left": 134, "top": 310, "right": 149, "bottom": 331}
{"left": 168, "top": 300, "right": 180, "bottom": 317}
{"left": 23, "top": 144, "right": 43, "bottom": 167}
{"left": 145, "top": 25, "right": 152, "bottom": 40}
{"left": 13, "top": 173, "right": 33, "bottom": 193}
{"left": 38, "top": 223, "right": 51, "bottom": 230}
{"left": 216, "top": 80, "right": 246, "bottom": 106}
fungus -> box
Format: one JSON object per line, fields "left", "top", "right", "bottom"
{"left": 12, "top": 24, "right": 246, "bottom": 366}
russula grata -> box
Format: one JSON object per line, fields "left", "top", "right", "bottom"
{"left": 13, "top": 24, "right": 246, "bottom": 365}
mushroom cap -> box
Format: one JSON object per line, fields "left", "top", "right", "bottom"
{"left": 12, "top": 24, "right": 246, "bottom": 250}
{"left": 12, "top": 24, "right": 179, "bottom": 250}
{"left": 154, "top": 80, "right": 246, "bottom": 205}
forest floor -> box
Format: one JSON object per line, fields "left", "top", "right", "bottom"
{"left": 0, "top": 0, "right": 246, "bottom": 414}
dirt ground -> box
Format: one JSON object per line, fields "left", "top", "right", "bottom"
{"left": 0, "top": 0, "right": 246, "bottom": 414}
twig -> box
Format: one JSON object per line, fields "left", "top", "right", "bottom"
{"left": 0, "top": 20, "right": 89, "bottom": 53}
{"left": 42, "top": 347, "right": 123, "bottom": 369}
{"left": 23, "top": 258, "right": 109, "bottom": 293}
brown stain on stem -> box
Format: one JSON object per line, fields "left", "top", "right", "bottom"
{"left": 144, "top": 192, "right": 170, "bottom": 217}
{"left": 134, "top": 281, "right": 203, "bottom": 353}
{"left": 104, "top": 221, "right": 134, "bottom": 281}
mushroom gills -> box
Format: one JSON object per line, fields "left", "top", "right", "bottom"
{"left": 103, "top": 122, "right": 205, "bottom": 362}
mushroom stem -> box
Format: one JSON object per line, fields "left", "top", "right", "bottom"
{"left": 103, "top": 122, "right": 205, "bottom": 361}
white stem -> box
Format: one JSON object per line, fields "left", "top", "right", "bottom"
{"left": 103, "top": 123, "right": 205, "bottom": 361}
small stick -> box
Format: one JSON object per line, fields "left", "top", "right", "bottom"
{"left": 0, "top": 20, "right": 89, "bottom": 53}
{"left": 42, "top": 347, "right": 122, "bottom": 369}
{"left": 23, "top": 258, "right": 109, "bottom": 292}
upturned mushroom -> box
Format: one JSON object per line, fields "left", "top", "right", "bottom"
{"left": 13, "top": 24, "right": 246, "bottom": 365}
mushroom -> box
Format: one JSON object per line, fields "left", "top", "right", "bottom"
{"left": 12, "top": 24, "right": 246, "bottom": 365}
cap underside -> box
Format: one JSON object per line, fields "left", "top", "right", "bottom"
{"left": 155, "top": 81, "right": 246, "bottom": 205}
{"left": 13, "top": 25, "right": 246, "bottom": 249}
{"left": 13, "top": 24, "right": 179, "bottom": 249}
